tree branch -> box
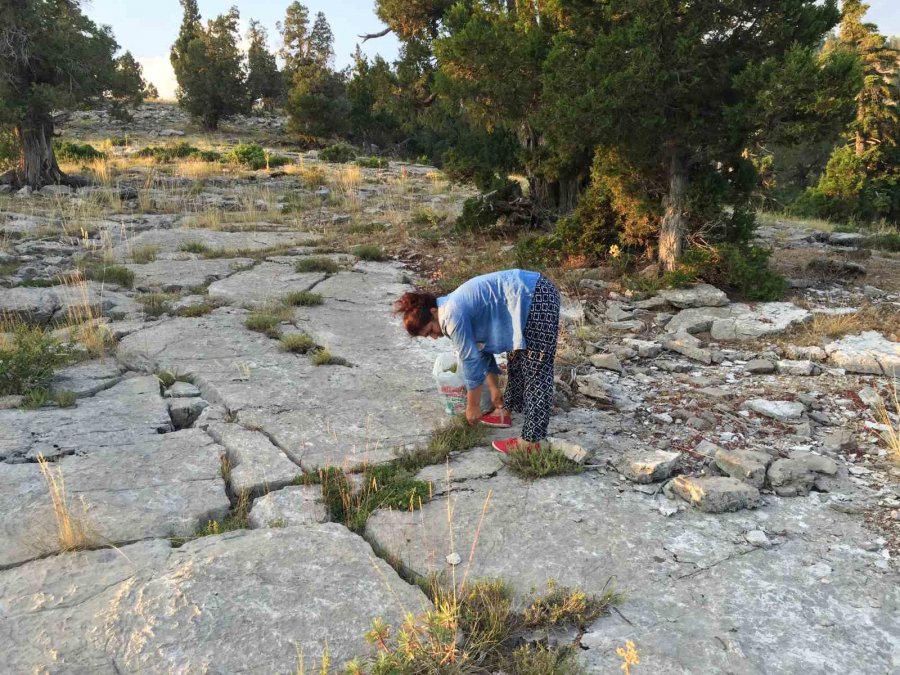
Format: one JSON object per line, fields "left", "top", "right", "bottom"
{"left": 358, "top": 27, "right": 392, "bottom": 43}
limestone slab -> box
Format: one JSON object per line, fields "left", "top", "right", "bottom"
{"left": 50, "top": 360, "right": 125, "bottom": 398}
{"left": 248, "top": 485, "right": 328, "bottom": 527}
{"left": 744, "top": 399, "right": 805, "bottom": 421}
{"left": 208, "top": 422, "right": 301, "bottom": 495}
{"left": 0, "top": 526, "right": 431, "bottom": 673}
{"left": 0, "top": 429, "right": 228, "bottom": 568}
{"left": 658, "top": 284, "right": 729, "bottom": 308}
{"left": 115, "top": 229, "right": 317, "bottom": 259}
{"left": 207, "top": 261, "right": 326, "bottom": 306}
{"left": 125, "top": 257, "right": 253, "bottom": 291}
{"left": 825, "top": 331, "right": 900, "bottom": 376}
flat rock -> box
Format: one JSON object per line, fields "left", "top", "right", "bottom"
{"left": 0, "top": 526, "right": 431, "bottom": 672}
{"left": 661, "top": 332, "right": 723, "bottom": 365}
{"left": 713, "top": 446, "right": 772, "bottom": 489}
{"left": 615, "top": 450, "right": 681, "bottom": 484}
{"left": 744, "top": 399, "right": 805, "bottom": 421}
{"left": 590, "top": 353, "right": 623, "bottom": 373}
{"left": 784, "top": 344, "right": 827, "bottom": 362}
{"left": 115, "top": 229, "right": 317, "bottom": 259}
{"left": 118, "top": 263, "right": 444, "bottom": 470}
{"left": 745, "top": 359, "right": 776, "bottom": 374}
{"left": 671, "top": 476, "right": 760, "bottom": 512}
{"left": 208, "top": 422, "right": 300, "bottom": 496}
{"left": 417, "top": 447, "right": 505, "bottom": 486}
{"left": 622, "top": 338, "right": 662, "bottom": 358}
{"left": 658, "top": 284, "right": 728, "bottom": 309}
{"left": 710, "top": 303, "right": 811, "bottom": 341}
{"left": 125, "top": 257, "right": 253, "bottom": 291}
{"left": 0, "top": 286, "right": 59, "bottom": 324}
{"left": 807, "top": 257, "right": 866, "bottom": 278}
{"left": 207, "top": 261, "right": 326, "bottom": 306}
{"left": 828, "top": 232, "right": 867, "bottom": 246}
{"left": 823, "top": 429, "right": 856, "bottom": 453}
{"left": 825, "top": 331, "right": 900, "bottom": 376}
{"left": 165, "top": 381, "right": 201, "bottom": 398}
{"left": 777, "top": 359, "right": 820, "bottom": 376}
{"left": 248, "top": 485, "right": 328, "bottom": 527}
{"left": 767, "top": 458, "right": 816, "bottom": 497}
{"left": 50, "top": 360, "right": 125, "bottom": 398}
{"left": 0, "top": 376, "right": 171, "bottom": 463}
{"left": 0, "top": 428, "right": 228, "bottom": 568}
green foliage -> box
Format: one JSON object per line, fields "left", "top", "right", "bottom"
{"left": 178, "top": 241, "right": 211, "bottom": 255}
{"left": 175, "top": 300, "right": 218, "bottom": 318}
{"left": 310, "top": 348, "right": 350, "bottom": 367}
{"left": 106, "top": 136, "right": 129, "bottom": 147}
{"left": 294, "top": 256, "right": 341, "bottom": 273}
{"left": 865, "top": 232, "right": 900, "bottom": 252}
{"left": 505, "top": 445, "right": 583, "bottom": 480}
{"left": 131, "top": 245, "right": 159, "bottom": 263}
{"left": 111, "top": 51, "right": 147, "bottom": 109}
{"left": 355, "top": 156, "right": 389, "bottom": 169}
{"left": 138, "top": 293, "right": 172, "bottom": 318}
{"left": 282, "top": 290, "right": 323, "bottom": 307}
{"left": 54, "top": 141, "right": 106, "bottom": 163}
{"left": 351, "top": 245, "right": 385, "bottom": 261}
{"left": 319, "top": 143, "right": 357, "bottom": 163}
{"left": 81, "top": 262, "right": 134, "bottom": 288}
{"left": 245, "top": 20, "right": 283, "bottom": 109}
{"left": 524, "top": 580, "right": 621, "bottom": 629}
{"left": 280, "top": 333, "right": 317, "bottom": 353}
{"left": 135, "top": 142, "right": 221, "bottom": 164}
{"left": 455, "top": 180, "right": 522, "bottom": 232}
{"left": 53, "top": 390, "right": 77, "bottom": 408}
{"left": 170, "top": 2, "right": 249, "bottom": 130}
{"left": 245, "top": 309, "right": 290, "bottom": 338}
{"left": 174, "top": 490, "right": 251, "bottom": 545}
{"left": 677, "top": 244, "right": 785, "bottom": 301}
{"left": 227, "top": 143, "right": 266, "bottom": 169}
{"left": 0, "top": 326, "right": 66, "bottom": 396}
{"left": 0, "top": 127, "right": 18, "bottom": 172}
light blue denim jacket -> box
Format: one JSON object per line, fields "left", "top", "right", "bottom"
{"left": 437, "top": 269, "right": 541, "bottom": 390}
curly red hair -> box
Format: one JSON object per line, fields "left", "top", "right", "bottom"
{"left": 393, "top": 291, "right": 438, "bottom": 336}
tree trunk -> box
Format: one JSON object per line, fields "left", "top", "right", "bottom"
{"left": 15, "top": 111, "right": 66, "bottom": 189}
{"left": 659, "top": 151, "right": 687, "bottom": 272}
{"left": 528, "top": 174, "right": 581, "bottom": 214}
{"left": 855, "top": 130, "right": 865, "bottom": 157}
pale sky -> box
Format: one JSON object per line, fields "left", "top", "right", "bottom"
{"left": 83, "top": 0, "right": 900, "bottom": 100}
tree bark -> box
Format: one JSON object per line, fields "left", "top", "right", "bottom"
{"left": 659, "top": 150, "right": 687, "bottom": 272}
{"left": 528, "top": 174, "right": 580, "bottom": 214}
{"left": 15, "top": 110, "right": 67, "bottom": 189}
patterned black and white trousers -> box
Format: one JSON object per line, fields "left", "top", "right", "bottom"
{"left": 504, "top": 276, "right": 560, "bottom": 442}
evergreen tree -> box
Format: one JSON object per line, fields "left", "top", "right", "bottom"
{"left": 0, "top": 0, "right": 129, "bottom": 188}
{"left": 246, "top": 20, "right": 282, "bottom": 110}
{"left": 798, "top": 2, "right": 900, "bottom": 224}
{"left": 112, "top": 52, "right": 147, "bottom": 106}
{"left": 144, "top": 83, "right": 160, "bottom": 101}
{"left": 283, "top": 9, "right": 348, "bottom": 139}
{"left": 170, "top": 3, "right": 249, "bottom": 130}
{"left": 347, "top": 49, "right": 402, "bottom": 147}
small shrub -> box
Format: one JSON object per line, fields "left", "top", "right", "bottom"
{"left": 351, "top": 245, "right": 385, "bottom": 261}
{"left": 23, "top": 388, "right": 50, "bottom": 409}
{"left": 175, "top": 300, "right": 218, "bottom": 317}
{"left": 524, "top": 580, "right": 621, "bottom": 628}
{"left": 53, "top": 390, "right": 77, "bottom": 408}
{"left": 679, "top": 244, "right": 784, "bottom": 301}
{"left": 0, "top": 326, "right": 65, "bottom": 396}
{"left": 455, "top": 180, "right": 523, "bottom": 232}
{"left": 244, "top": 311, "right": 282, "bottom": 338}
{"left": 19, "top": 278, "right": 57, "bottom": 288}
{"left": 138, "top": 292, "right": 171, "bottom": 318}
{"left": 505, "top": 444, "right": 583, "bottom": 479}
{"left": 157, "top": 369, "right": 193, "bottom": 388}
{"left": 81, "top": 263, "right": 134, "bottom": 289}
{"left": 865, "top": 232, "right": 900, "bottom": 252}
{"left": 179, "top": 241, "right": 212, "bottom": 255}
{"left": 131, "top": 245, "right": 159, "bottom": 263}
{"left": 280, "top": 333, "right": 317, "bottom": 353}
{"left": 136, "top": 142, "right": 219, "bottom": 164}
{"left": 106, "top": 136, "right": 128, "bottom": 147}
{"left": 310, "top": 348, "right": 350, "bottom": 366}
{"left": 355, "top": 156, "right": 389, "bottom": 169}
{"left": 508, "top": 644, "right": 585, "bottom": 675}
{"left": 295, "top": 256, "right": 341, "bottom": 274}
{"left": 54, "top": 140, "right": 106, "bottom": 162}
{"left": 228, "top": 143, "right": 267, "bottom": 170}
{"left": 283, "top": 290, "right": 324, "bottom": 307}
{"left": 319, "top": 143, "right": 358, "bottom": 163}
{"left": 417, "top": 417, "right": 486, "bottom": 468}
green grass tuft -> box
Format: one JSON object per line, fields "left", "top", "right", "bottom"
{"left": 179, "top": 241, "right": 212, "bottom": 255}
{"left": 352, "top": 244, "right": 386, "bottom": 261}
{"left": 310, "top": 348, "right": 351, "bottom": 367}
{"left": 81, "top": 263, "right": 134, "bottom": 289}
{"left": 294, "top": 256, "right": 342, "bottom": 274}
{"left": 0, "top": 326, "right": 66, "bottom": 396}
{"left": 245, "top": 307, "right": 292, "bottom": 338}
{"left": 131, "top": 245, "right": 159, "bottom": 263}
{"left": 280, "top": 333, "right": 317, "bottom": 354}
{"left": 505, "top": 444, "right": 583, "bottom": 480}
{"left": 282, "top": 290, "right": 324, "bottom": 306}
{"left": 52, "top": 390, "right": 77, "bottom": 408}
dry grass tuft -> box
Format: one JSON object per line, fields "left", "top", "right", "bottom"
{"left": 876, "top": 381, "right": 900, "bottom": 463}
{"left": 37, "top": 454, "right": 97, "bottom": 553}
{"left": 779, "top": 304, "right": 900, "bottom": 347}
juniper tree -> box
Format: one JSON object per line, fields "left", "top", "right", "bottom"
{"left": 246, "top": 20, "right": 282, "bottom": 110}
{"left": 170, "top": 2, "right": 249, "bottom": 130}
{"left": 0, "top": 0, "right": 129, "bottom": 188}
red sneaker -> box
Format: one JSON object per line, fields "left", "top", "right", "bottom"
{"left": 492, "top": 437, "right": 541, "bottom": 454}
{"left": 480, "top": 411, "right": 512, "bottom": 428}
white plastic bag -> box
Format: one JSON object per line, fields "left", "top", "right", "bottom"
{"left": 433, "top": 353, "right": 493, "bottom": 416}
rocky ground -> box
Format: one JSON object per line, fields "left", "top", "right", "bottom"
{"left": 0, "top": 104, "right": 898, "bottom": 673}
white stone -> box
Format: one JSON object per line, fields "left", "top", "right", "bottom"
{"left": 658, "top": 283, "right": 728, "bottom": 309}
{"left": 744, "top": 399, "right": 806, "bottom": 421}
{"left": 825, "top": 332, "right": 900, "bottom": 376}
{"left": 248, "top": 485, "right": 327, "bottom": 527}
{"left": 745, "top": 530, "right": 772, "bottom": 548}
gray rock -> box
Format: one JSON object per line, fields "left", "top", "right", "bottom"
{"left": 712, "top": 446, "right": 772, "bottom": 489}
{"left": 0, "top": 526, "right": 430, "bottom": 672}
{"left": 165, "top": 381, "right": 201, "bottom": 398}
{"left": 590, "top": 353, "right": 623, "bottom": 373}
{"left": 605, "top": 302, "right": 634, "bottom": 322}
{"left": 633, "top": 296, "right": 671, "bottom": 311}
{"left": 0, "top": 428, "right": 228, "bottom": 568}
{"left": 126, "top": 258, "right": 253, "bottom": 292}
{"left": 784, "top": 344, "right": 827, "bottom": 362}
{"left": 828, "top": 231, "right": 866, "bottom": 246}
{"left": 825, "top": 331, "right": 900, "bottom": 376}
{"left": 207, "top": 422, "right": 300, "bottom": 496}
{"left": 710, "top": 303, "right": 811, "bottom": 341}
{"left": 333, "top": 213, "right": 352, "bottom": 225}
{"left": 608, "top": 319, "right": 645, "bottom": 332}
{"left": 777, "top": 359, "right": 820, "bottom": 376}
{"left": 658, "top": 283, "right": 728, "bottom": 309}
{"left": 767, "top": 458, "right": 816, "bottom": 497}
{"left": 745, "top": 529, "right": 772, "bottom": 548}
{"left": 207, "top": 262, "right": 327, "bottom": 306}
{"left": 745, "top": 359, "right": 776, "bottom": 374}
{"left": 51, "top": 360, "right": 125, "bottom": 398}
{"left": 417, "top": 447, "right": 505, "bottom": 486}
{"left": 789, "top": 450, "right": 839, "bottom": 476}
{"left": 39, "top": 184, "right": 74, "bottom": 197}
{"left": 744, "top": 399, "right": 806, "bottom": 421}
{"left": 248, "top": 486, "right": 328, "bottom": 527}
{"left": 623, "top": 338, "right": 662, "bottom": 358}
{"left": 616, "top": 450, "right": 681, "bottom": 484}
{"left": 671, "top": 476, "right": 760, "bottom": 513}
{"left": 547, "top": 438, "right": 590, "bottom": 465}
{"left": 823, "top": 429, "right": 856, "bottom": 453}
{"left": 0, "top": 286, "right": 59, "bottom": 324}
{"left": 0, "top": 395, "right": 24, "bottom": 410}
{"left": 807, "top": 257, "right": 866, "bottom": 278}
{"left": 167, "top": 397, "right": 209, "bottom": 429}
{"left": 661, "top": 333, "right": 723, "bottom": 365}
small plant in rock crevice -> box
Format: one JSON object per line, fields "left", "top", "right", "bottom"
{"left": 37, "top": 454, "right": 99, "bottom": 553}
{"left": 281, "top": 333, "right": 317, "bottom": 354}
{"left": 283, "top": 290, "right": 324, "bottom": 307}
{"left": 245, "top": 307, "right": 292, "bottom": 339}
{"left": 0, "top": 325, "right": 67, "bottom": 397}
{"left": 505, "top": 444, "right": 583, "bottom": 480}
{"left": 295, "top": 256, "right": 342, "bottom": 274}
{"left": 351, "top": 245, "right": 385, "bottom": 262}
{"left": 310, "top": 348, "right": 351, "bottom": 367}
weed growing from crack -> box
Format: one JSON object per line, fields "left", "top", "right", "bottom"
{"left": 295, "top": 256, "right": 341, "bottom": 274}
{"left": 178, "top": 241, "right": 212, "bottom": 255}
{"left": 283, "top": 290, "right": 324, "bottom": 307}
{"left": 351, "top": 244, "right": 385, "bottom": 261}
{"left": 80, "top": 262, "right": 134, "bottom": 288}
{"left": 281, "top": 333, "right": 317, "bottom": 354}
{"left": 175, "top": 300, "right": 219, "bottom": 317}
{"left": 53, "top": 390, "right": 77, "bottom": 408}
{"left": 172, "top": 489, "right": 251, "bottom": 546}
{"left": 523, "top": 579, "right": 621, "bottom": 628}
{"left": 138, "top": 292, "right": 174, "bottom": 318}
{"left": 131, "top": 245, "right": 159, "bottom": 263}
{"left": 157, "top": 370, "right": 193, "bottom": 388}
{"left": 37, "top": 454, "right": 98, "bottom": 553}
{"left": 505, "top": 444, "right": 583, "bottom": 480}
{"left": 245, "top": 307, "right": 291, "bottom": 338}
{"left": 310, "top": 348, "right": 351, "bottom": 367}
{"left": 876, "top": 381, "right": 900, "bottom": 463}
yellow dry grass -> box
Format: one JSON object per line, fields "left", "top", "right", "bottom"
{"left": 37, "top": 454, "right": 97, "bottom": 553}
{"left": 876, "top": 381, "right": 900, "bottom": 463}
{"left": 778, "top": 304, "right": 900, "bottom": 347}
